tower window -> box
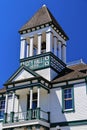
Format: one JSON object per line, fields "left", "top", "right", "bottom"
{"left": 41, "top": 42, "right": 46, "bottom": 53}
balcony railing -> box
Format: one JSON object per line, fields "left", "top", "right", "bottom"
{"left": 4, "top": 108, "right": 50, "bottom": 124}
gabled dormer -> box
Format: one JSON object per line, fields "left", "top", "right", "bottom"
{"left": 19, "top": 5, "right": 69, "bottom": 81}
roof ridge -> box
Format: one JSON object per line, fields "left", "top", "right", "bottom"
{"left": 43, "top": 6, "right": 52, "bottom": 22}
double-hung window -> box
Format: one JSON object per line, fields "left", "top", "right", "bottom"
{"left": 62, "top": 87, "right": 74, "bottom": 112}
{"left": 27, "top": 93, "right": 37, "bottom": 110}
{"left": 0, "top": 100, "right": 5, "bottom": 119}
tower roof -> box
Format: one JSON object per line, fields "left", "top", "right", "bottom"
{"left": 19, "top": 5, "right": 69, "bottom": 40}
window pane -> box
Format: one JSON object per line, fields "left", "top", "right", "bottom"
{"left": 32, "top": 101, "right": 37, "bottom": 109}
{"left": 63, "top": 88, "right": 73, "bottom": 110}
{"left": 64, "top": 88, "right": 72, "bottom": 99}
{"left": 33, "top": 93, "right": 37, "bottom": 99}
{"left": 65, "top": 100, "right": 72, "bottom": 109}
{"left": 0, "top": 110, "right": 4, "bottom": 119}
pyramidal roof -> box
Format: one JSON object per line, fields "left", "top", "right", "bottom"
{"left": 19, "top": 5, "right": 69, "bottom": 40}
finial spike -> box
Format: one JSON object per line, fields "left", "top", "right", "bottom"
{"left": 42, "top": 4, "right": 46, "bottom": 7}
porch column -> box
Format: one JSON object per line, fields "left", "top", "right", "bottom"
{"left": 61, "top": 43, "right": 66, "bottom": 63}
{"left": 10, "top": 91, "right": 15, "bottom": 122}
{"left": 38, "top": 33, "right": 42, "bottom": 54}
{"left": 30, "top": 88, "right": 33, "bottom": 109}
{"left": 20, "top": 38, "right": 26, "bottom": 59}
{"left": 58, "top": 40, "right": 62, "bottom": 59}
{"left": 4, "top": 93, "right": 8, "bottom": 123}
{"left": 11, "top": 92, "right": 15, "bottom": 112}
{"left": 26, "top": 43, "right": 29, "bottom": 57}
{"left": 30, "top": 36, "right": 34, "bottom": 56}
{"left": 46, "top": 30, "right": 53, "bottom": 52}
{"left": 5, "top": 93, "right": 8, "bottom": 113}
{"left": 54, "top": 36, "right": 57, "bottom": 56}
{"left": 37, "top": 86, "right": 40, "bottom": 108}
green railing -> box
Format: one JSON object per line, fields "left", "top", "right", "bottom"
{"left": 4, "top": 108, "right": 50, "bottom": 123}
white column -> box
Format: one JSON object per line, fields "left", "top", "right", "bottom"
{"left": 30, "top": 36, "right": 34, "bottom": 56}
{"left": 58, "top": 40, "right": 62, "bottom": 59}
{"left": 37, "top": 87, "right": 40, "bottom": 108}
{"left": 46, "top": 31, "right": 52, "bottom": 52}
{"left": 61, "top": 43, "right": 66, "bottom": 63}
{"left": 20, "top": 38, "right": 26, "bottom": 59}
{"left": 54, "top": 36, "right": 57, "bottom": 56}
{"left": 11, "top": 92, "right": 15, "bottom": 112}
{"left": 26, "top": 43, "right": 29, "bottom": 57}
{"left": 37, "top": 33, "right": 42, "bottom": 54}
{"left": 5, "top": 93, "right": 8, "bottom": 113}
{"left": 30, "top": 88, "right": 33, "bottom": 109}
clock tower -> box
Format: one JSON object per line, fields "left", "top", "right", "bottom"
{"left": 19, "top": 5, "right": 69, "bottom": 81}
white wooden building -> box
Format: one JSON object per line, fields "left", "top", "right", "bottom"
{"left": 0, "top": 5, "right": 87, "bottom": 130}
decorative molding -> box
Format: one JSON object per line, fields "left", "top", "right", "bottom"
{"left": 50, "top": 119, "right": 87, "bottom": 127}
{"left": 20, "top": 52, "right": 66, "bottom": 73}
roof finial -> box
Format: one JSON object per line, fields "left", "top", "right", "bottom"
{"left": 42, "top": 4, "right": 46, "bottom": 7}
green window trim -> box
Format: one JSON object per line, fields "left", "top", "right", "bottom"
{"left": 86, "top": 82, "right": 87, "bottom": 94}
{"left": 62, "top": 85, "right": 75, "bottom": 113}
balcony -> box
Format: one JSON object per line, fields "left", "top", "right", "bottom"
{"left": 3, "top": 108, "right": 50, "bottom": 129}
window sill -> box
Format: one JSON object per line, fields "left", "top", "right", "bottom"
{"left": 62, "top": 109, "right": 75, "bottom": 113}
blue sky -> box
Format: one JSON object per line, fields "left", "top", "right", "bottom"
{"left": 0, "top": 0, "right": 87, "bottom": 88}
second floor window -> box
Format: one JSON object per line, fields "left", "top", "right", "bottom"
{"left": 62, "top": 87, "right": 74, "bottom": 112}
{"left": 27, "top": 93, "right": 37, "bottom": 110}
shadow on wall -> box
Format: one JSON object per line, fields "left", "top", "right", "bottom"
{"left": 50, "top": 88, "right": 71, "bottom": 130}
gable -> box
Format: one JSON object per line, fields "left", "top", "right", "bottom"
{"left": 12, "top": 69, "right": 34, "bottom": 82}
{"left": 5, "top": 66, "right": 40, "bottom": 84}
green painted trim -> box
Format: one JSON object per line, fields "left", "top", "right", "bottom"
{"left": 0, "top": 96, "right": 5, "bottom": 100}
{"left": 50, "top": 119, "right": 87, "bottom": 127}
{"left": 36, "top": 108, "right": 40, "bottom": 119}
{"left": 47, "top": 112, "right": 50, "bottom": 123}
{"left": 0, "top": 119, "right": 3, "bottom": 122}
{"left": 20, "top": 52, "right": 66, "bottom": 73}
{"left": 10, "top": 112, "right": 14, "bottom": 123}
{"left": 85, "top": 77, "right": 87, "bottom": 94}
{"left": 86, "top": 82, "right": 87, "bottom": 94}
{"left": 20, "top": 52, "right": 51, "bottom": 62}
{"left": 51, "top": 77, "right": 87, "bottom": 89}
{"left": 28, "top": 109, "right": 32, "bottom": 120}
{"left": 62, "top": 85, "right": 75, "bottom": 113}
{"left": 52, "top": 76, "right": 87, "bottom": 84}
{"left": 3, "top": 113, "right": 7, "bottom": 123}
{"left": 7, "top": 82, "right": 49, "bottom": 92}
{"left": 6, "top": 76, "right": 40, "bottom": 86}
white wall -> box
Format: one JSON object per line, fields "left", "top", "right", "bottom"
{"left": 40, "top": 90, "right": 49, "bottom": 112}
{"left": 18, "top": 93, "right": 27, "bottom": 113}
{"left": 50, "top": 83, "right": 87, "bottom": 123}
{"left": 7, "top": 95, "right": 19, "bottom": 113}
{"left": 0, "top": 122, "right": 2, "bottom": 130}
{"left": 13, "top": 69, "right": 34, "bottom": 81}
{"left": 36, "top": 68, "right": 58, "bottom": 81}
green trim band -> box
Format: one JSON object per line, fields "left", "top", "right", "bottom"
{"left": 50, "top": 119, "right": 87, "bottom": 127}
{"left": 7, "top": 82, "right": 50, "bottom": 92}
